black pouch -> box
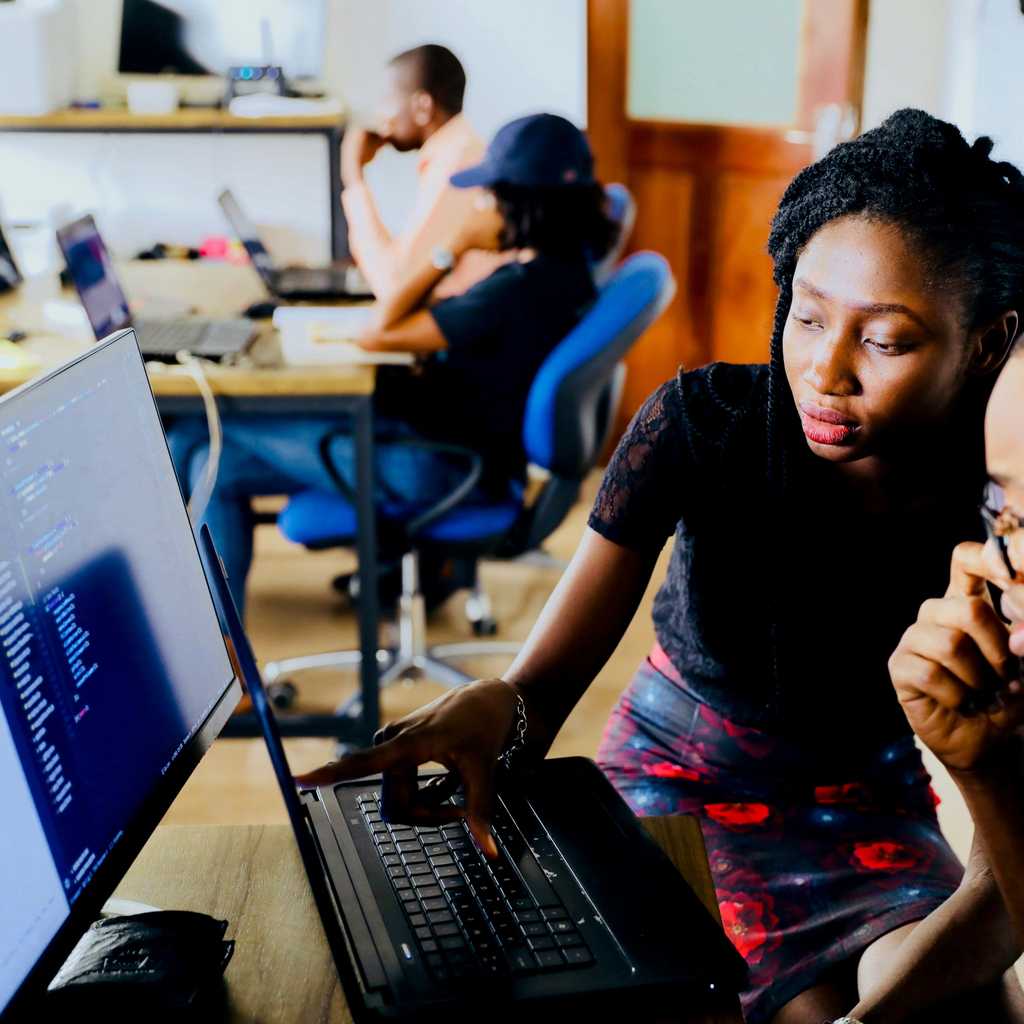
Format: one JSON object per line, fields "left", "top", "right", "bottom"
{"left": 45, "top": 910, "right": 234, "bottom": 1019}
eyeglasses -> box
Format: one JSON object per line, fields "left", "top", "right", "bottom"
{"left": 980, "top": 480, "right": 1024, "bottom": 578}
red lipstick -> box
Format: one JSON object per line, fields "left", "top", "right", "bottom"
{"left": 799, "top": 402, "right": 859, "bottom": 446}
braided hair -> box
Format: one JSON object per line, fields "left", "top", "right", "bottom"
{"left": 762, "top": 108, "right": 1024, "bottom": 712}
{"left": 765, "top": 107, "right": 1024, "bottom": 497}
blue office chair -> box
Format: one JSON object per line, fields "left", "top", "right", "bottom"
{"left": 593, "top": 183, "right": 636, "bottom": 285}
{"left": 262, "top": 251, "right": 675, "bottom": 711}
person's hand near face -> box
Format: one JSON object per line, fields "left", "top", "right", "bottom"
{"left": 889, "top": 539, "right": 1024, "bottom": 775}
{"left": 341, "top": 126, "right": 389, "bottom": 188}
{"left": 885, "top": 352, "right": 1024, "bottom": 964}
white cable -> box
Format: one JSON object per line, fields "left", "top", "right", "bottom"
{"left": 176, "top": 350, "right": 223, "bottom": 525}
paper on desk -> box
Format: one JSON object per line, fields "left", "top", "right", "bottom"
{"left": 228, "top": 95, "right": 345, "bottom": 118}
{"left": 0, "top": 338, "right": 41, "bottom": 373}
{"left": 273, "top": 306, "right": 415, "bottom": 366}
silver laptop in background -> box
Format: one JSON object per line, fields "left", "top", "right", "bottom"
{"left": 56, "top": 215, "right": 255, "bottom": 362}
{"left": 218, "top": 189, "right": 372, "bottom": 301}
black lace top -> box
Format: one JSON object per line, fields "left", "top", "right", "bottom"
{"left": 589, "top": 363, "right": 985, "bottom": 754}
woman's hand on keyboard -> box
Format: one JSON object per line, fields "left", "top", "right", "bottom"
{"left": 294, "top": 679, "right": 524, "bottom": 858}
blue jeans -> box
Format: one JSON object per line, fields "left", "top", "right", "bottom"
{"left": 167, "top": 416, "right": 475, "bottom": 614}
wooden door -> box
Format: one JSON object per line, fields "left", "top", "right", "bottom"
{"left": 588, "top": 0, "right": 869, "bottom": 432}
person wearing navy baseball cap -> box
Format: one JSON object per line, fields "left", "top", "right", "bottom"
{"left": 354, "top": 111, "right": 618, "bottom": 494}
{"left": 171, "top": 113, "right": 617, "bottom": 614}
{"left": 449, "top": 112, "right": 597, "bottom": 190}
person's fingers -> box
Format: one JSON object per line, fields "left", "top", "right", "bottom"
{"left": 946, "top": 541, "right": 1010, "bottom": 597}
{"left": 419, "top": 771, "right": 463, "bottom": 806}
{"left": 381, "top": 772, "right": 466, "bottom": 826}
{"left": 988, "top": 689, "right": 1024, "bottom": 730}
{"left": 456, "top": 755, "right": 497, "bottom": 859}
{"left": 919, "top": 596, "right": 1015, "bottom": 680}
{"left": 891, "top": 650, "right": 973, "bottom": 711}
{"left": 901, "top": 622, "right": 1003, "bottom": 691}
{"left": 294, "top": 741, "right": 402, "bottom": 787}
{"left": 374, "top": 720, "right": 402, "bottom": 746}
{"left": 380, "top": 761, "right": 420, "bottom": 824}
{"left": 982, "top": 539, "right": 1015, "bottom": 587}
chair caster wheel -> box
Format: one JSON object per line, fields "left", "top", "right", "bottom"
{"left": 268, "top": 680, "right": 297, "bottom": 710}
{"left": 472, "top": 617, "right": 498, "bottom": 637}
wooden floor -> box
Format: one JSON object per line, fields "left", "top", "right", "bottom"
{"left": 162, "top": 471, "right": 977, "bottom": 872}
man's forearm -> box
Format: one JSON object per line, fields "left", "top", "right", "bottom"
{"left": 372, "top": 253, "right": 450, "bottom": 330}
{"left": 955, "top": 744, "right": 1024, "bottom": 944}
{"left": 850, "top": 864, "right": 1019, "bottom": 1023}
{"left": 342, "top": 181, "right": 398, "bottom": 298}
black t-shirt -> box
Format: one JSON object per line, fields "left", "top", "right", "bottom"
{"left": 376, "top": 253, "right": 596, "bottom": 490}
{"left": 589, "top": 363, "right": 985, "bottom": 759}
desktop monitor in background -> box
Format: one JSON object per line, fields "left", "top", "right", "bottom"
{"left": 118, "top": 0, "right": 327, "bottom": 79}
{"left": 0, "top": 330, "right": 241, "bottom": 1017}
{"left": 55, "top": 216, "right": 131, "bottom": 338}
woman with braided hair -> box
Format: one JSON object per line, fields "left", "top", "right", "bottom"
{"left": 299, "top": 109, "right": 1024, "bottom": 1021}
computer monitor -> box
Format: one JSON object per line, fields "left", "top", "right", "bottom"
{"left": 0, "top": 330, "right": 241, "bottom": 1017}
{"left": 118, "top": 0, "right": 327, "bottom": 79}
{"left": 55, "top": 216, "right": 132, "bottom": 340}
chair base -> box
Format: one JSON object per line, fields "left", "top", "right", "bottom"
{"left": 260, "top": 550, "right": 522, "bottom": 724}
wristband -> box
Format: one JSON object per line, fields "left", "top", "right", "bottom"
{"left": 498, "top": 682, "right": 528, "bottom": 770}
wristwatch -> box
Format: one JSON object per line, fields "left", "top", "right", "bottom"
{"left": 430, "top": 245, "right": 455, "bottom": 272}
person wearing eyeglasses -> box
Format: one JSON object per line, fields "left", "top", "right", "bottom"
{"left": 300, "top": 110, "right": 1024, "bottom": 1023}
{"left": 859, "top": 348, "right": 1024, "bottom": 1024}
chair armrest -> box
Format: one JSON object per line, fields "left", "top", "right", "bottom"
{"left": 396, "top": 439, "right": 484, "bottom": 537}
{"left": 317, "top": 429, "right": 359, "bottom": 503}
{"left": 317, "top": 429, "right": 485, "bottom": 537}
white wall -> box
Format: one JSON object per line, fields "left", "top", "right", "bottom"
{"left": 0, "top": 0, "right": 586, "bottom": 268}
{"left": 862, "top": 0, "right": 953, "bottom": 131}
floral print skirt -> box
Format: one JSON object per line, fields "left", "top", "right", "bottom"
{"left": 596, "top": 646, "right": 963, "bottom": 1024}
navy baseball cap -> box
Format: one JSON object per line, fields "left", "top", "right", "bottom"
{"left": 450, "top": 113, "right": 595, "bottom": 189}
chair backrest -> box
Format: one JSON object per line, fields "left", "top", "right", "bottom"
{"left": 523, "top": 250, "right": 675, "bottom": 480}
{"left": 592, "top": 182, "right": 637, "bottom": 285}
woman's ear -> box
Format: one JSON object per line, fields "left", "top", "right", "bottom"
{"left": 968, "top": 310, "right": 1020, "bottom": 376}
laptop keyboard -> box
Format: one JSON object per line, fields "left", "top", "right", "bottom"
{"left": 135, "top": 318, "right": 253, "bottom": 358}
{"left": 356, "top": 790, "right": 594, "bottom": 983}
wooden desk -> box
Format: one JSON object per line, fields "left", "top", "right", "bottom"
{"left": 0, "top": 262, "right": 374, "bottom": 404}
{"left": 0, "top": 262, "right": 383, "bottom": 743}
{"left": 0, "top": 108, "right": 348, "bottom": 259}
{"left": 113, "top": 820, "right": 743, "bottom": 1023}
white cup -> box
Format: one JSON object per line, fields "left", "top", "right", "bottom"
{"left": 126, "top": 81, "right": 180, "bottom": 116}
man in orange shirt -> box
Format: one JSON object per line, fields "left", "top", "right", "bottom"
{"left": 341, "top": 44, "right": 506, "bottom": 301}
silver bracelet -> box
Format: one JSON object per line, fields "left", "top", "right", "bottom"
{"left": 833, "top": 1018, "right": 865, "bottom": 1023}
{"left": 499, "top": 682, "right": 528, "bottom": 770}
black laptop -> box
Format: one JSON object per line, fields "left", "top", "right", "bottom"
{"left": 56, "top": 214, "right": 255, "bottom": 362}
{"left": 198, "top": 544, "right": 746, "bottom": 1017}
{"left": 0, "top": 329, "right": 742, "bottom": 1019}
{"left": 218, "top": 188, "right": 373, "bottom": 301}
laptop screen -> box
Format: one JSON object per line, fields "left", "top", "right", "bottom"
{"left": 0, "top": 222, "right": 21, "bottom": 294}
{"left": 0, "top": 332, "right": 235, "bottom": 1014}
{"left": 217, "top": 190, "right": 277, "bottom": 287}
{"left": 56, "top": 216, "right": 133, "bottom": 339}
